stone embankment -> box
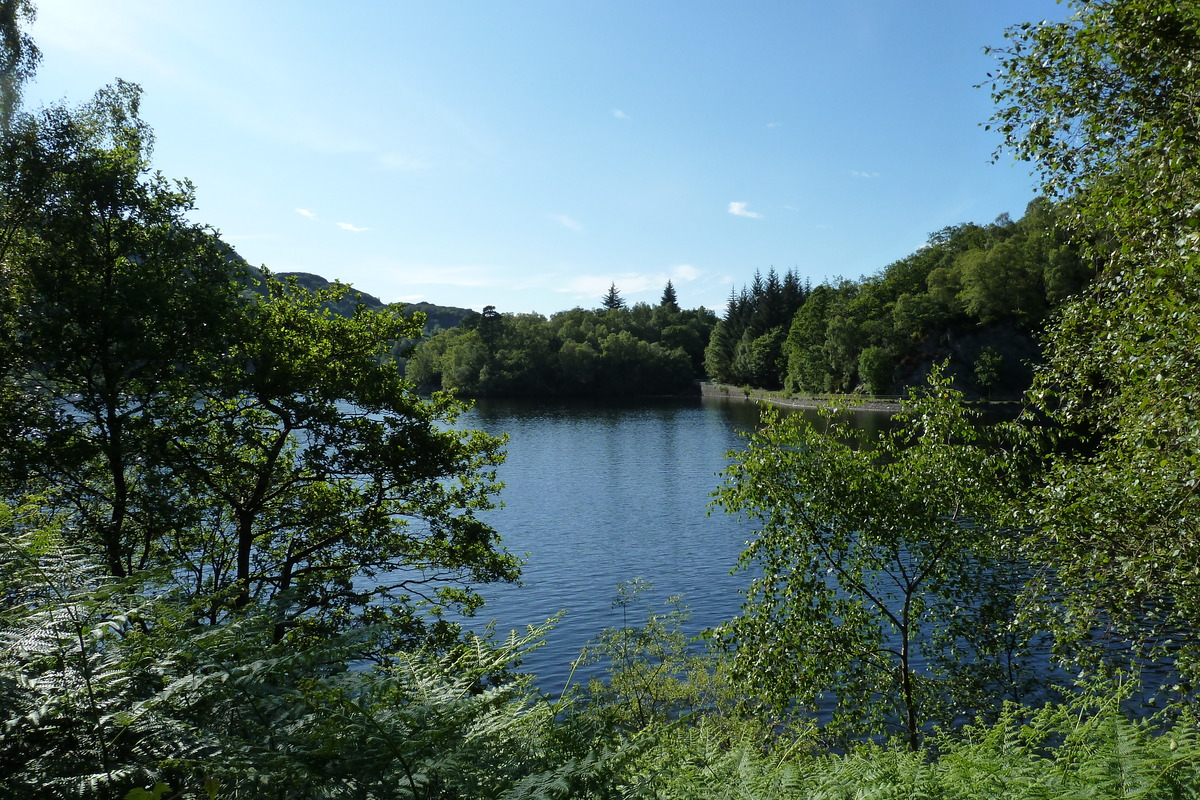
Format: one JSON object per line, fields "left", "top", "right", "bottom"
{"left": 699, "top": 383, "right": 902, "bottom": 414}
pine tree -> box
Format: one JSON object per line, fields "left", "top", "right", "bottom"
{"left": 659, "top": 280, "right": 679, "bottom": 313}
{"left": 601, "top": 282, "right": 626, "bottom": 310}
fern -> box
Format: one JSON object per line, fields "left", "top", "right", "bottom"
{"left": 0, "top": 501, "right": 189, "bottom": 797}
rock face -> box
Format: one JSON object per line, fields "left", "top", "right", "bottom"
{"left": 276, "top": 271, "right": 385, "bottom": 309}
{"left": 894, "top": 320, "right": 1040, "bottom": 401}
{"left": 273, "top": 272, "right": 474, "bottom": 334}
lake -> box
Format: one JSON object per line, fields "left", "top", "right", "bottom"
{"left": 452, "top": 396, "right": 1165, "bottom": 715}
{"left": 456, "top": 395, "right": 761, "bottom": 691}
{"left": 456, "top": 395, "right": 889, "bottom": 693}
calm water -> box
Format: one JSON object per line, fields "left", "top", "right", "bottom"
{"left": 454, "top": 396, "right": 898, "bottom": 692}
{"left": 449, "top": 398, "right": 1164, "bottom": 714}
{"left": 457, "top": 396, "right": 764, "bottom": 691}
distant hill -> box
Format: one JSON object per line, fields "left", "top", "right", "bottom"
{"left": 274, "top": 271, "right": 386, "bottom": 315}
{"left": 214, "top": 236, "right": 473, "bottom": 335}
{"left": 273, "top": 271, "right": 474, "bottom": 335}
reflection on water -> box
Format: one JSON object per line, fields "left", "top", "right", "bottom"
{"left": 451, "top": 395, "right": 906, "bottom": 691}
{"left": 445, "top": 397, "right": 1169, "bottom": 722}
{"left": 457, "top": 396, "right": 770, "bottom": 691}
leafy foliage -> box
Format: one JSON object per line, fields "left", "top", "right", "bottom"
{"left": 9, "top": 3, "right": 1200, "bottom": 797}
{"left": 770, "top": 204, "right": 1089, "bottom": 397}
{"left": 0, "top": 85, "right": 518, "bottom": 649}
{"left": 0, "top": 80, "right": 245, "bottom": 579}
{"left": 576, "top": 580, "right": 752, "bottom": 735}
{"left": 704, "top": 268, "right": 808, "bottom": 389}
{"left": 989, "top": 0, "right": 1200, "bottom": 686}
{"left": 408, "top": 302, "right": 715, "bottom": 398}
{"left": 0, "top": 0, "right": 37, "bottom": 129}
{"left": 713, "top": 368, "right": 1043, "bottom": 749}
{"left": 0, "top": 508, "right": 620, "bottom": 799}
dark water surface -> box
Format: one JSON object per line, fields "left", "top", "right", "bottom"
{"left": 455, "top": 395, "right": 772, "bottom": 692}
{"left": 450, "top": 397, "right": 1168, "bottom": 716}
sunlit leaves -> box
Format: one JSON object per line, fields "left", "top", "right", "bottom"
{"left": 989, "top": 0, "right": 1200, "bottom": 683}
{"left": 713, "top": 370, "right": 1036, "bottom": 748}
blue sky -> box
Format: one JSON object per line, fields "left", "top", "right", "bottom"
{"left": 27, "top": 1, "right": 1069, "bottom": 314}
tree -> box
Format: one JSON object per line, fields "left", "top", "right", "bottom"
{"left": 601, "top": 282, "right": 626, "bottom": 310}
{"left": 973, "top": 346, "right": 1003, "bottom": 398}
{"left": 166, "top": 274, "right": 517, "bottom": 642}
{"left": 0, "top": 84, "right": 518, "bottom": 650}
{"left": 714, "top": 369, "right": 1032, "bottom": 749}
{"left": 703, "top": 319, "right": 736, "bottom": 384}
{"left": 989, "top": 0, "right": 1200, "bottom": 680}
{"left": 857, "top": 345, "right": 894, "bottom": 395}
{"left": 784, "top": 284, "right": 833, "bottom": 392}
{"left": 0, "top": 0, "right": 38, "bottom": 129}
{"left": 658, "top": 280, "right": 679, "bottom": 313}
{"left": 0, "top": 81, "right": 246, "bottom": 579}
{"left": 0, "top": 503, "right": 583, "bottom": 798}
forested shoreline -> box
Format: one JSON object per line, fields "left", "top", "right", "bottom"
{"left": 406, "top": 199, "right": 1090, "bottom": 402}
{"left": 6, "top": 1, "right": 1200, "bottom": 798}
{"left": 405, "top": 286, "right": 717, "bottom": 398}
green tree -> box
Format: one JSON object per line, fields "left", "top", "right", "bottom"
{"left": 0, "top": 85, "right": 517, "bottom": 650}
{"left": 601, "top": 282, "right": 626, "bottom": 310}
{"left": 0, "top": 0, "right": 37, "bottom": 129}
{"left": 0, "top": 506, "right": 588, "bottom": 798}
{"left": 658, "top": 280, "right": 679, "bottom": 313}
{"left": 822, "top": 312, "right": 863, "bottom": 392}
{"left": 973, "top": 346, "right": 1003, "bottom": 398}
{"left": 784, "top": 283, "right": 834, "bottom": 393}
{"left": 857, "top": 345, "right": 894, "bottom": 395}
{"left": 990, "top": 0, "right": 1200, "bottom": 680}
{"left": 733, "top": 327, "right": 786, "bottom": 390}
{"left": 578, "top": 580, "right": 742, "bottom": 734}
{"left": 703, "top": 318, "right": 736, "bottom": 384}
{"left": 957, "top": 240, "right": 1047, "bottom": 325}
{"left": 166, "top": 274, "right": 517, "bottom": 642}
{"left": 0, "top": 82, "right": 245, "bottom": 578}
{"left": 659, "top": 310, "right": 714, "bottom": 377}
{"left": 714, "top": 370, "right": 1030, "bottom": 749}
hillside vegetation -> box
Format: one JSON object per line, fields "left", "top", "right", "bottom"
{"left": 706, "top": 199, "right": 1091, "bottom": 398}
{"left": 406, "top": 289, "right": 717, "bottom": 397}
{"left": 5, "top": 0, "right": 1200, "bottom": 797}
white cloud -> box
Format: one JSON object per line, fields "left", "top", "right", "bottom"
{"left": 379, "top": 262, "right": 505, "bottom": 289}
{"left": 551, "top": 214, "right": 584, "bottom": 232}
{"left": 728, "top": 202, "right": 763, "bottom": 219}
{"left": 850, "top": 170, "right": 881, "bottom": 179}
{"left": 337, "top": 222, "right": 370, "bottom": 232}
{"left": 672, "top": 264, "right": 700, "bottom": 282}
{"left": 612, "top": 109, "right": 630, "bottom": 120}
{"left": 296, "top": 208, "right": 318, "bottom": 219}
{"left": 556, "top": 266, "right": 702, "bottom": 300}
{"left": 378, "top": 153, "right": 431, "bottom": 171}
{"left": 767, "top": 121, "right": 783, "bottom": 128}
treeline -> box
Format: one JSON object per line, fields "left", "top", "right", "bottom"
{"left": 702, "top": 267, "right": 811, "bottom": 390}
{"left": 407, "top": 201, "right": 1091, "bottom": 401}
{"left": 706, "top": 199, "right": 1092, "bottom": 397}
{"left": 6, "top": 0, "right": 1200, "bottom": 797}
{"left": 406, "top": 284, "right": 717, "bottom": 397}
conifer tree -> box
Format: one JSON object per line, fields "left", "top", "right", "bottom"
{"left": 659, "top": 280, "right": 679, "bottom": 312}
{"left": 601, "top": 282, "right": 626, "bottom": 310}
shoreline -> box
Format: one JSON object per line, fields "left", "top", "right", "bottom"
{"left": 698, "top": 383, "right": 1024, "bottom": 416}
{"left": 699, "top": 382, "right": 902, "bottom": 413}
